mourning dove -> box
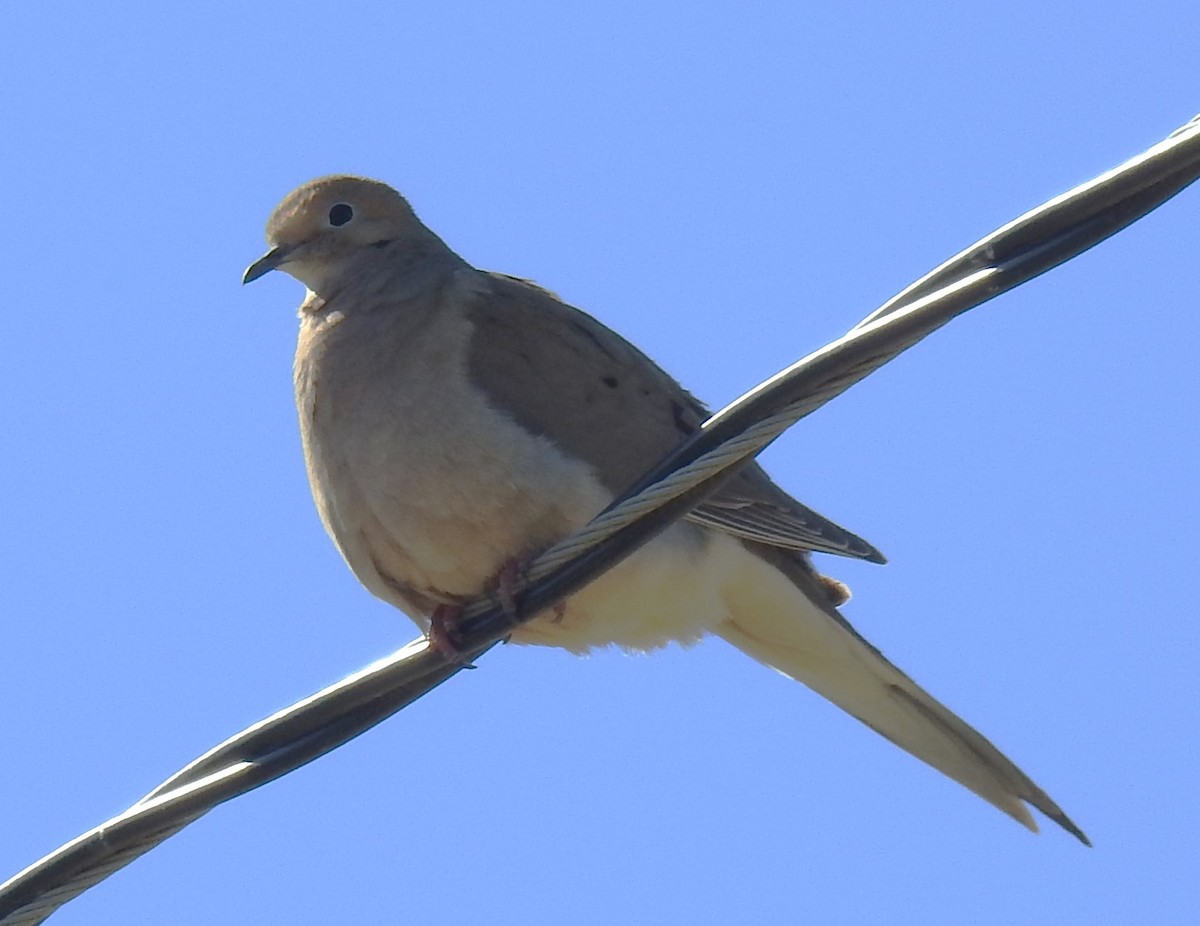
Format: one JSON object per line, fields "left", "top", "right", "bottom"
{"left": 244, "top": 175, "right": 1087, "bottom": 844}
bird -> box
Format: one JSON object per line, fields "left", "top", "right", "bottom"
{"left": 244, "top": 175, "right": 1087, "bottom": 845}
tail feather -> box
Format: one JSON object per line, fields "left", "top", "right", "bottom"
{"left": 715, "top": 544, "right": 1089, "bottom": 845}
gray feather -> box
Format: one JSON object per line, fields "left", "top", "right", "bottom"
{"left": 464, "top": 273, "right": 886, "bottom": 564}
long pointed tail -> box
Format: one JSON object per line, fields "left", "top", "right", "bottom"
{"left": 713, "top": 544, "right": 1089, "bottom": 845}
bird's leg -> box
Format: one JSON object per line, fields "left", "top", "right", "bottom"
{"left": 430, "top": 555, "right": 568, "bottom": 658}
{"left": 491, "top": 554, "right": 567, "bottom": 625}
{"left": 426, "top": 556, "right": 531, "bottom": 660}
{"left": 492, "top": 556, "right": 527, "bottom": 623}
{"left": 428, "top": 603, "right": 467, "bottom": 660}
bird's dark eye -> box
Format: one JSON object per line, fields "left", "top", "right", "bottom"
{"left": 328, "top": 203, "right": 354, "bottom": 227}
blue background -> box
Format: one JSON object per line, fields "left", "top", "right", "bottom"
{"left": 2, "top": 3, "right": 1197, "bottom": 923}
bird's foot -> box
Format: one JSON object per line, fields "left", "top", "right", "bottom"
{"left": 491, "top": 556, "right": 528, "bottom": 623}
{"left": 429, "top": 555, "right": 568, "bottom": 658}
{"left": 429, "top": 603, "right": 468, "bottom": 661}
{"left": 489, "top": 554, "right": 568, "bottom": 625}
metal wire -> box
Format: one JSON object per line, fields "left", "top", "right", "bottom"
{"left": 1, "top": 112, "right": 1197, "bottom": 926}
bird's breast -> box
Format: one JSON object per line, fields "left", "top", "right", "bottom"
{"left": 291, "top": 291, "right": 733, "bottom": 655}
{"left": 293, "top": 302, "right": 612, "bottom": 614}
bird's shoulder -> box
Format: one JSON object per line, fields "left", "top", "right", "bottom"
{"left": 461, "top": 271, "right": 708, "bottom": 492}
{"left": 460, "top": 270, "right": 884, "bottom": 563}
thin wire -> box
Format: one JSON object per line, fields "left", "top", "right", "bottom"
{"left": 0, "top": 113, "right": 1196, "bottom": 926}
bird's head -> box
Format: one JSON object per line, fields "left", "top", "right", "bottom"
{"left": 244, "top": 175, "right": 438, "bottom": 293}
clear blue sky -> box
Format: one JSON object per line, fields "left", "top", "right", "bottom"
{"left": 2, "top": 3, "right": 1197, "bottom": 924}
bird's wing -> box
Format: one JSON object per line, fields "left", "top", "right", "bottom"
{"left": 462, "top": 272, "right": 884, "bottom": 563}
